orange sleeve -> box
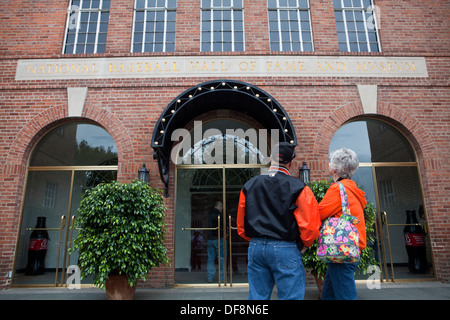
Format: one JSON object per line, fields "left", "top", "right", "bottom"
{"left": 294, "top": 186, "right": 321, "bottom": 247}
{"left": 237, "top": 190, "right": 251, "bottom": 241}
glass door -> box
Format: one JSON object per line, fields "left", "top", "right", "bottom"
{"left": 375, "top": 165, "right": 434, "bottom": 281}
{"left": 13, "top": 171, "right": 72, "bottom": 286}
{"left": 13, "top": 169, "right": 117, "bottom": 286}
{"left": 64, "top": 169, "right": 118, "bottom": 286}
{"left": 175, "top": 166, "right": 262, "bottom": 286}
{"left": 176, "top": 168, "right": 224, "bottom": 285}
{"left": 225, "top": 167, "right": 262, "bottom": 285}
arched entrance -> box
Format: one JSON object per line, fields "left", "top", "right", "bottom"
{"left": 151, "top": 80, "right": 297, "bottom": 286}
{"left": 151, "top": 80, "right": 297, "bottom": 197}
{"left": 330, "top": 119, "right": 435, "bottom": 281}
{"left": 12, "top": 122, "right": 118, "bottom": 286}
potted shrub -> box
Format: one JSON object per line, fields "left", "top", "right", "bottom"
{"left": 303, "top": 180, "right": 379, "bottom": 297}
{"left": 72, "top": 179, "right": 169, "bottom": 300}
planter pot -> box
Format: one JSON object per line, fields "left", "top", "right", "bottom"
{"left": 105, "top": 274, "right": 136, "bottom": 300}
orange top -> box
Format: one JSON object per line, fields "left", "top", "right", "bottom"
{"left": 318, "top": 179, "right": 367, "bottom": 250}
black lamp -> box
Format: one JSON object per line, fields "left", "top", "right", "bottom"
{"left": 299, "top": 162, "right": 310, "bottom": 183}
{"left": 138, "top": 164, "right": 149, "bottom": 183}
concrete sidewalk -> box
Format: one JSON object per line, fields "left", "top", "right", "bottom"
{"left": 0, "top": 281, "right": 448, "bottom": 300}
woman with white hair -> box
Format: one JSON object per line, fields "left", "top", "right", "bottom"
{"left": 319, "top": 148, "right": 367, "bottom": 300}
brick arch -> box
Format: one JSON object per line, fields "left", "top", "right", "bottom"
{"left": 5, "top": 105, "right": 135, "bottom": 179}
{"left": 313, "top": 100, "right": 440, "bottom": 219}
{"left": 5, "top": 105, "right": 67, "bottom": 167}
{"left": 313, "top": 101, "right": 440, "bottom": 179}
{"left": 82, "top": 104, "right": 136, "bottom": 181}
{"left": 375, "top": 102, "right": 442, "bottom": 218}
{"left": 3, "top": 104, "right": 136, "bottom": 226}
{"left": 312, "top": 102, "right": 364, "bottom": 177}
{"left": 376, "top": 102, "right": 441, "bottom": 172}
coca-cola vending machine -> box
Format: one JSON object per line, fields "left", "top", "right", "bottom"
{"left": 403, "top": 210, "right": 427, "bottom": 274}
{"left": 25, "top": 216, "right": 49, "bottom": 275}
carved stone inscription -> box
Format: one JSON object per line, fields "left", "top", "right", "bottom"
{"left": 15, "top": 56, "right": 428, "bottom": 80}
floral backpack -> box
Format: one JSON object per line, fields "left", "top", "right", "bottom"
{"left": 316, "top": 182, "right": 360, "bottom": 263}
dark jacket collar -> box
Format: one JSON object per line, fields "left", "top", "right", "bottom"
{"left": 268, "top": 165, "right": 291, "bottom": 175}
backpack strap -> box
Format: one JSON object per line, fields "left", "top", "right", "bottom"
{"left": 337, "top": 182, "right": 360, "bottom": 225}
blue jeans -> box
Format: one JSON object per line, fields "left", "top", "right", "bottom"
{"left": 321, "top": 262, "right": 359, "bottom": 300}
{"left": 207, "top": 239, "right": 225, "bottom": 282}
{"left": 247, "top": 238, "right": 305, "bottom": 300}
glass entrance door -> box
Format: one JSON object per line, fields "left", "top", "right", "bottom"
{"left": 14, "top": 171, "right": 72, "bottom": 286}
{"left": 375, "top": 165, "right": 433, "bottom": 281}
{"left": 175, "top": 166, "right": 263, "bottom": 286}
{"left": 13, "top": 169, "right": 117, "bottom": 286}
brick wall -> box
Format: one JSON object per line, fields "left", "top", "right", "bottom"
{"left": 0, "top": 0, "right": 449, "bottom": 288}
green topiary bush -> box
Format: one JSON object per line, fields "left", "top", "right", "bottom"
{"left": 72, "top": 179, "right": 169, "bottom": 288}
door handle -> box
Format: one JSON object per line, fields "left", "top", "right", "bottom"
{"left": 381, "top": 211, "right": 395, "bottom": 282}
{"left": 26, "top": 215, "right": 65, "bottom": 232}
{"left": 228, "top": 216, "right": 237, "bottom": 287}
{"left": 55, "top": 216, "right": 66, "bottom": 286}
{"left": 182, "top": 216, "right": 223, "bottom": 286}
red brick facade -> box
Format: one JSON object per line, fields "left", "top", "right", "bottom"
{"left": 0, "top": 0, "right": 449, "bottom": 288}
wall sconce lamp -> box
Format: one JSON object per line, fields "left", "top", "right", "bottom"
{"left": 138, "top": 164, "right": 149, "bottom": 183}
{"left": 299, "top": 162, "right": 310, "bottom": 183}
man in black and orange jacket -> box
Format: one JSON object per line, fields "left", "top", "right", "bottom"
{"left": 237, "top": 142, "right": 321, "bottom": 300}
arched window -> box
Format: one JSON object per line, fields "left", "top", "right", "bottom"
{"left": 30, "top": 122, "right": 118, "bottom": 166}
{"left": 175, "top": 120, "right": 270, "bottom": 165}
{"left": 330, "top": 119, "right": 415, "bottom": 163}
{"left": 14, "top": 122, "right": 118, "bottom": 286}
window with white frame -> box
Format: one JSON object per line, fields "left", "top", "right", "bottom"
{"left": 334, "top": 0, "right": 381, "bottom": 52}
{"left": 201, "top": 0, "right": 244, "bottom": 52}
{"left": 63, "top": 0, "right": 110, "bottom": 54}
{"left": 268, "top": 0, "right": 313, "bottom": 52}
{"left": 132, "top": 0, "right": 177, "bottom": 53}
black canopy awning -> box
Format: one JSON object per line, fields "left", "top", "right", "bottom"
{"left": 151, "top": 80, "right": 297, "bottom": 196}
